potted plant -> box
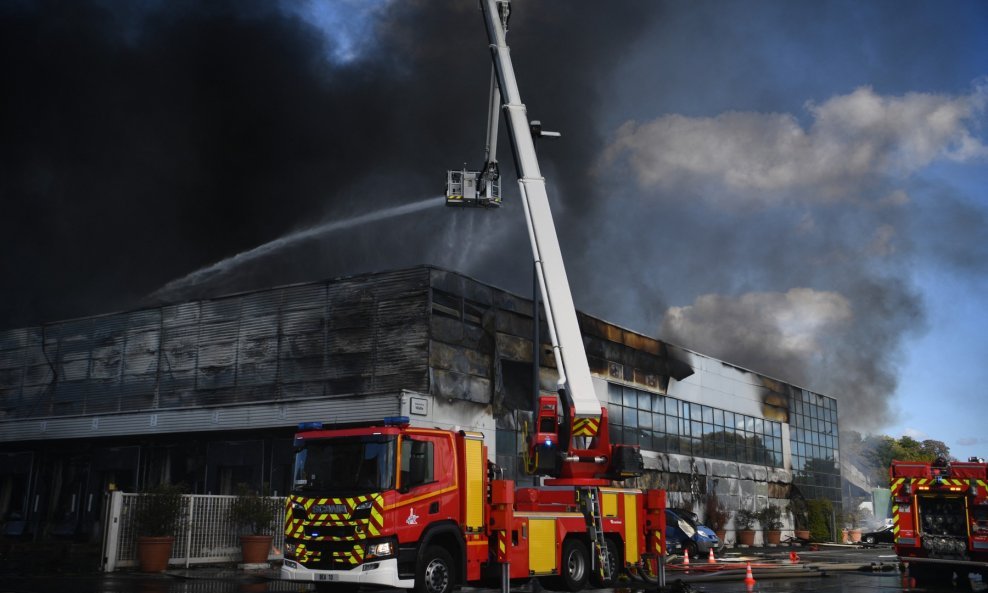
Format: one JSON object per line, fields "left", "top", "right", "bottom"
{"left": 756, "top": 504, "right": 783, "bottom": 545}
{"left": 228, "top": 483, "right": 280, "bottom": 565}
{"left": 703, "top": 493, "right": 730, "bottom": 543}
{"left": 735, "top": 509, "right": 758, "bottom": 546}
{"left": 133, "top": 483, "right": 186, "bottom": 573}
{"left": 787, "top": 498, "right": 811, "bottom": 541}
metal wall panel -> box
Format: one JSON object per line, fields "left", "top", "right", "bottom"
{"left": 0, "top": 268, "right": 431, "bottom": 438}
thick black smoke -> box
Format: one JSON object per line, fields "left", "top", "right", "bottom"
{"left": 0, "top": 0, "right": 663, "bottom": 326}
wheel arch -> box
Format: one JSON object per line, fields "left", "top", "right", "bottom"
{"left": 417, "top": 520, "right": 467, "bottom": 585}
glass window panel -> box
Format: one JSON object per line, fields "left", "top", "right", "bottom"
{"left": 638, "top": 429, "right": 652, "bottom": 450}
{"left": 713, "top": 409, "right": 724, "bottom": 426}
{"left": 625, "top": 407, "right": 638, "bottom": 428}
{"left": 623, "top": 387, "right": 637, "bottom": 408}
{"left": 638, "top": 391, "right": 651, "bottom": 410}
{"left": 666, "top": 398, "right": 678, "bottom": 416}
{"left": 639, "top": 409, "right": 652, "bottom": 430}
{"left": 667, "top": 436, "right": 679, "bottom": 454}
{"left": 754, "top": 418, "right": 764, "bottom": 434}
{"left": 744, "top": 416, "right": 755, "bottom": 431}
{"left": 690, "top": 421, "right": 702, "bottom": 437}
{"left": 702, "top": 406, "right": 713, "bottom": 423}
{"left": 772, "top": 422, "right": 782, "bottom": 438}
{"left": 665, "top": 415, "right": 678, "bottom": 435}
{"left": 653, "top": 395, "right": 665, "bottom": 413}
{"left": 610, "top": 405, "right": 622, "bottom": 426}
{"left": 653, "top": 434, "right": 666, "bottom": 452}
{"left": 682, "top": 402, "right": 691, "bottom": 421}
{"left": 653, "top": 414, "right": 666, "bottom": 434}
{"left": 611, "top": 426, "right": 623, "bottom": 445}
{"left": 607, "top": 382, "right": 622, "bottom": 403}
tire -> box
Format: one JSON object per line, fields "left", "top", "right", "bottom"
{"left": 545, "top": 538, "right": 589, "bottom": 592}
{"left": 686, "top": 541, "right": 699, "bottom": 559}
{"left": 589, "top": 537, "right": 620, "bottom": 588}
{"left": 415, "top": 545, "right": 456, "bottom": 593}
{"left": 865, "top": 535, "right": 876, "bottom": 544}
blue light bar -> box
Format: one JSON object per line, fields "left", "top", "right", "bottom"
{"left": 383, "top": 416, "right": 410, "bottom": 426}
{"left": 298, "top": 421, "right": 323, "bottom": 430}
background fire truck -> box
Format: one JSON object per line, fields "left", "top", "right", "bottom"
{"left": 891, "top": 457, "right": 988, "bottom": 585}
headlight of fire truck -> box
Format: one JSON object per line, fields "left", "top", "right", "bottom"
{"left": 365, "top": 538, "right": 397, "bottom": 559}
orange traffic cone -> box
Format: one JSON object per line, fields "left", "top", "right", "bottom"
{"left": 789, "top": 550, "right": 800, "bottom": 564}
{"left": 683, "top": 548, "right": 690, "bottom": 565}
{"left": 708, "top": 547, "right": 716, "bottom": 563}
{"left": 744, "top": 562, "right": 756, "bottom": 586}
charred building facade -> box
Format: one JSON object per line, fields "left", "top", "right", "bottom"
{"left": 0, "top": 266, "right": 840, "bottom": 542}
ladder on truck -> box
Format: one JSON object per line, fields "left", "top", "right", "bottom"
{"left": 580, "top": 487, "right": 612, "bottom": 583}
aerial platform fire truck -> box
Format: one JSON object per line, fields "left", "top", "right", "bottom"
{"left": 891, "top": 457, "right": 988, "bottom": 585}
{"left": 281, "top": 2, "right": 667, "bottom": 592}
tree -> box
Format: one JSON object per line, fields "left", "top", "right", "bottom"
{"left": 920, "top": 439, "right": 950, "bottom": 460}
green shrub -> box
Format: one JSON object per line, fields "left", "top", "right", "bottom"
{"left": 134, "top": 483, "right": 186, "bottom": 537}
{"left": 735, "top": 508, "right": 758, "bottom": 530}
{"left": 806, "top": 498, "right": 833, "bottom": 542}
{"left": 755, "top": 505, "right": 783, "bottom": 530}
{"left": 228, "top": 483, "right": 280, "bottom": 535}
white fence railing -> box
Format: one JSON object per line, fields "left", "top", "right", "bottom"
{"left": 101, "top": 491, "right": 286, "bottom": 572}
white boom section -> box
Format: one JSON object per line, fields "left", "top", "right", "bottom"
{"left": 480, "top": 0, "right": 599, "bottom": 420}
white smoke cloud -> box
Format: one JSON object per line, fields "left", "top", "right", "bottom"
{"left": 662, "top": 289, "right": 853, "bottom": 375}
{"left": 601, "top": 83, "right": 987, "bottom": 205}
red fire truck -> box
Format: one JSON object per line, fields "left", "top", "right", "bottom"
{"left": 890, "top": 457, "right": 988, "bottom": 585}
{"left": 280, "top": 416, "right": 665, "bottom": 593}
{"left": 281, "top": 1, "right": 667, "bottom": 592}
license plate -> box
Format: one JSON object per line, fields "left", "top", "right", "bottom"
{"left": 316, "top": 574, "right": 338, "bottom": 581}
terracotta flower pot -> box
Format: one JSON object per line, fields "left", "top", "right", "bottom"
{"left": 794, "top": 529, "right": 811, "bottom": 541}
{"left": 737, "top": 529, "right": 756, "bottom": 546}
{"left": 848, "top": 529, "right": 862, "bottom": 543}
{"left": 240, "top": 534, "right": 274, "bottom": 564}
{"left": 764, "top": 530, "right": 782, "bottom": 545}
{"left": 715, "top": 529, "right": 727, "bottom": 543}
{"left": 137, "top": 535, "right": 175, "bottom": 573}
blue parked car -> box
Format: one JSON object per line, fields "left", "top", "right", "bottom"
{"left": 665, "top": 508, "right": 721, "bottom": 556}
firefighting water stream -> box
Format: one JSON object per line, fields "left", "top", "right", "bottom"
{"left": 152, "top": 196, "right": 443, "bottom": 299}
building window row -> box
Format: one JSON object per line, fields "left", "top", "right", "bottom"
{"left": 605, "top": 384, "right": 784, "bottom": 468}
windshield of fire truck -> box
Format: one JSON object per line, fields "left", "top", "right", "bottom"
{"left": 292, "top": 435, "right": 396, "bottom": 494}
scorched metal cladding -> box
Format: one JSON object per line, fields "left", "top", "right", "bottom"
{"left": 0, "top": 268, "right": 431, "bottom": 423}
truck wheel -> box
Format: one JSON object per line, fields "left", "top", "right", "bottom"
{"left": 556, "top": 538, "right": 589, "bottom": 592}
{"left": 589, "top": 538, "right": 620, "bottom": 588}
{"left": 864, "top": 535, "right": 876, "bottom": 544}
{"left": 416, "top": 545, "right": 455, "bottom": 593}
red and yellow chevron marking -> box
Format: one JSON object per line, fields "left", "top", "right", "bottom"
{"left": 294, "top": 543, "right": 321, "bottom": 564}
{"left": 496, "top": 531, "right": 508, "bottom": 563}
{"left": 284, "top": 493, "right": 386, "bottom": 541}
{"left": 331, "top": 544, "right": 366, "bottom": 566}
{"left": 571, "top": 417, "right": 600, "bottom": 437}
{"left": 891, "top": 478, "right": 905, "bottom": 493}
{"left": 892, "top": 504, "right": 900, "bottom": 539}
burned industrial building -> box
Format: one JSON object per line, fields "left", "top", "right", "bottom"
{"left": 0, "top": 266, "right": 841, "bottom": 544}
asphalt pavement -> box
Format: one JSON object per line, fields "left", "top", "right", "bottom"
{"left": 3, "top": 542, "right": 980, "bottom": 593}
